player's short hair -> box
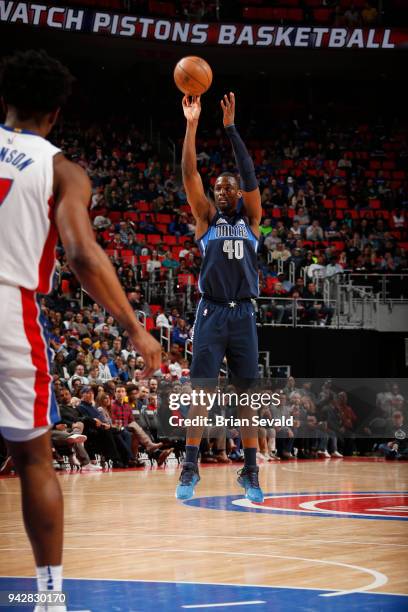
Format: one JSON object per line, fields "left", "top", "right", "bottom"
{"left": 217, "top": 172, "right": 238, "bottom": 183}
{"left": 0, "top": 49, "right": 74, "bottom": 120}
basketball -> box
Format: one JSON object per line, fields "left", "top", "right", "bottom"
{"left": 173, "top": 56, "right": 213, "bottom": 96}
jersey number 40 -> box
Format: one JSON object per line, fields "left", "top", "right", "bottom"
{"left": 223, "top": 239, "right": 244, "bottom": 260}
{"left": 0, "top": 178, "right": 13, "bottom": 207}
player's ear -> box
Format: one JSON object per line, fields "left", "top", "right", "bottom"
{"left": 237, "top": 189, "right": 243, "bottom": 199}
{"left": 48, "top": 108, "right": 60, "bottom": 129}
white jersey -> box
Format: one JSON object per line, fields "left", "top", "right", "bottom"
{"left": 0, "top": 125, "right": 61, "bottom": 293}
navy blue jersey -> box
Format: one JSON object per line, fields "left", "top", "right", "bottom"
{"left": 196, "top": 210, "right": 259, "bottom": 301}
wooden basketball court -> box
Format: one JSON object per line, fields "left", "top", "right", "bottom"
{"left": 0, "top": 458, "right": 407, "bottom": 611}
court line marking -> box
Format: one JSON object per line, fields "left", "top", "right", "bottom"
{"left": 0, "top": 547, "right": 387, "bottom": 597}
{"left": 182, "top": 602, "right": 265, "bottom": 609}
{"left": 1, "top": 531, "right": 406, "bottom": 548}
{"left": 299, "top": 495, "right": 408, "bottom": 517}
{"left": 3, "top": 575, "right": 407, "bottom": 599}
{"left": 280, "top": 465, "right": 403, "bottom": 475}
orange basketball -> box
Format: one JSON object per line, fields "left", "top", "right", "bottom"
{"left": 173, "top": 56, "right": 213, "bottom": 96}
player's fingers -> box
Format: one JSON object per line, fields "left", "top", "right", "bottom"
{"left": 220, "top": 100, "right": 225, "bottom": 111}
{"left": 224, "top": 94, "right": 229, "bottom": 106}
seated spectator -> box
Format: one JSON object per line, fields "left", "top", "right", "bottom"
{"left": 146, "top": 251, "right": 162, "bottom": 277}
{"left": 344, "top": 4, "right": 360, "bottom": 26}
{"left": 169, "top": 213, "right": 189, "bottom": 236}
{"left": 264, "top": 228, "right": 281, "bottom": 252}
{"left": 110, "top": 385, "right": 172, "bottom": 465}
{"left": 171, "top": 318, "right": 190, "bottom": 348}
{"left": 108, "top": 356, "right": 129, "bottom": 383}
{"left": 361, "top": 1, "right": 378, "bottom": 25}
{"left": 139, "top": 213, "right": 159, "bottom": 234}
{"left": 62, "top": 386, "right": 124, "bottom": 467}
{"left": 268, "top": 241, "right": 290, "bottom": 263}
{"left": 306, "top": 220, "right": 324, "bottom": 242}
{"left": 378, "top": 412, "right": 408, "bottom": 460}
{"left": 302, "top": 282, "right": 334, "bottom": 326}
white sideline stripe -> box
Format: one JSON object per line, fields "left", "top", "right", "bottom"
{"left": 0, "top": 547, "right": 387, "bottom": 598}
{"left": 182, "top": 602, "right": 265, "bottom": 609}
{"left": 3, "top": 576, "right": 408, "bottom": 599}
{"left": 0, "top": 531, "right": 407, "bottom": 548}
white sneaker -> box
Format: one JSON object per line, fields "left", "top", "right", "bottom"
{"left": 317, "top": 450, "right": 331, "bottom": 458}
{"left": 81, "top": 462, "right": 103, "bottom": 471}
{"left": 66, "top": 433, "right": 87, "bottom": 444}
{"left": 256, "top": 452, "right": 267, "bottom": 463}
{"left": 331, "top": 451, "right": 343, "bottom": 458}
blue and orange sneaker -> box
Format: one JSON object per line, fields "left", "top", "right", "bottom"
{"left": 237, "top": 466, "right": 264, "bottom": 503}
{"left": 175, "top": 462, "right": 200, "bottom": 500}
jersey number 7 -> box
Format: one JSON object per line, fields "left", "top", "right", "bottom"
{"left": 0, "top": 178, "right": 13, "bottom": 207}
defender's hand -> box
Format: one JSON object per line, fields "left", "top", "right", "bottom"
{"left": 129, "top": 327, "right": 162, "bottom": 377}
{"left": 182, "top": 95, "right": 201, "bottom": 123}
{"left": 221, "top": 92, "right": 235, "bottom": 127}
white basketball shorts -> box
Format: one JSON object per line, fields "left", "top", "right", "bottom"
{"left": 0, "top": 284, "right": 59, "bottom": 435}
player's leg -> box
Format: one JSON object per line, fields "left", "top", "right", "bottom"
{"left": 3, "top": 427, "right": 66, "bottom": 611}
{"left": 176, "top": 301, "right": 227, "bottom": 500}
{"left": 226, "top": 302, "right": 264, "bottom": 502}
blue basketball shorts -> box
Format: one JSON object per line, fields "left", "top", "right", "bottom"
{"left": 190, "top": 297, "right": 259, "bottom": 386}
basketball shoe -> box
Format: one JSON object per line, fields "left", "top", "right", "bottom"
{"left": 237, "top": 466, "right": 264, "bottom": 503}
{"left": 175, "top": 462, "right": 200, "bottom": 500}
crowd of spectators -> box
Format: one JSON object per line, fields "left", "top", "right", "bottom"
{"left": 50, "top": 111, "right": 407, "bottom": 327}
{"left": 86, "top": 0, "right": 399, "bottom": 28}
{"left": 1, "top": 366, "right": 406, "bottom": 474}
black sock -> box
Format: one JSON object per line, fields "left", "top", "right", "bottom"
{"left": 185, "top": 445, "right": 199, "bottom": 464}
{"left": 243, "top": 447, "right": 257, "bottom": 467}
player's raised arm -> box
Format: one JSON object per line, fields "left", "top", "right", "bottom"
{"left": 221, "top": 92, "right": 262, "bottom": 233}
{"left": 181, "top": 95, "right": 215, "bottom": 228}
{"left": 53, "top": 154, "right": 161, "bottom": 376}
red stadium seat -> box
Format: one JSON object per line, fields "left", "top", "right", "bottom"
{"left": 149, "top": 305, "right": 162, "bottom": 315}
{"left": 369, "top": 199, "right": 381, "bottom": 209}
{"left": 332, "top": 241, "right": 345, "bottom": 251}
{"left": 163, "top": 235, "right": 177, "bottom": 245}
{"left": 107, "top": 212, "right": 122, "bottom": 222}
{"left": 285, "top": 8, "right": 304, "bottom": 21}
{"left": 137, "top": 201, "right": 150, "bottom": 212}
{"left": 145, "top": 316, "right": 155, "bottom": 331}
{"left": 156, "top": 224, "right": 167, "bottom": 234}
{"left": 336, "top": 199, "right": 348, "bottom": 209}
{"left": 177, "top": 274, "right": 196, "bottom": 288}
{"left": 323, "top": 199, "right": 334, "bottom": 209}
{"left": 313, "top": 8, "right": 332, "bottom": 22}
{"left": 156, "top": 213, "right": 172, "bottom": 224}
{"left": 149, "top": 234, "right": 162, "bottom": 244}
{"left": 124, "top": 212, "right": 138, "bottom": 221}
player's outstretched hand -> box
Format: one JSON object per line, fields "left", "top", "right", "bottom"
{"left": 221, "top": 92, "right": 235, "bottom": 127}
{"left": 129, "top": 327, "right": 162, "bottom": 377}
{"left": 182, "top": 95, "right": 201, "bottom": 123}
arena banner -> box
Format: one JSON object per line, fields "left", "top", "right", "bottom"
{"left": 1, "top": 1, "right": 408, "bottom": 49}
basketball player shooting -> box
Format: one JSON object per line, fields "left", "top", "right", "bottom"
{"left": 0, "top": 50, "right": 161, "bottom": 612}
{"left": 176, "top": 92, "right": 263, "bottom": 502}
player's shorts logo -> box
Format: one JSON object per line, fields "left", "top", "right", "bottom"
{"left": 394, "top": 428, "right": 406, "bottom": 440}
{"left": 184, "top": 491, "right": 408, "bottom": 520}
